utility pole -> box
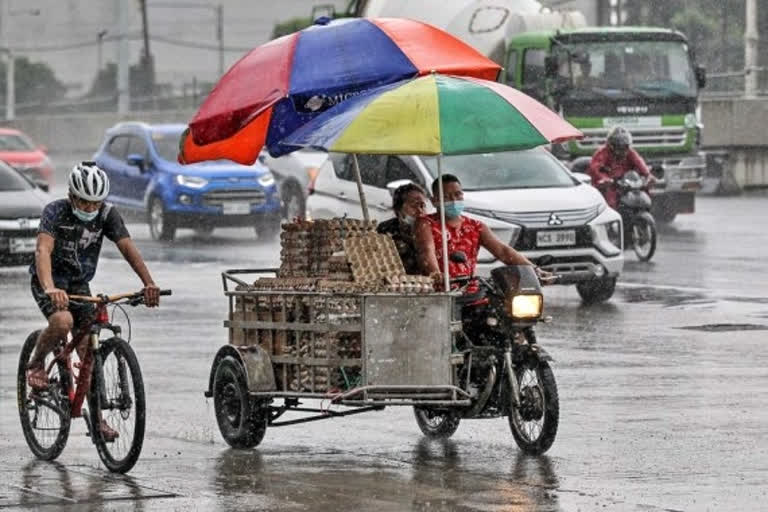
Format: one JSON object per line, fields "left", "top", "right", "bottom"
{"left": 117, "top": 0, "right": 130, "bottom": 114}
{"left": 745, "top": 0, "right": 759, "bottom": 97}
{"left": 216, "top": 4, "right": 223, "bottom": 77}
{"left": 97, "top": 29, "right": 108, "bottom": 71}
{"left": 1, "top": 0, "right": 14, "bottom": 121}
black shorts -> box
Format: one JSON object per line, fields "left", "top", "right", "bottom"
{"left": 31, "top": 276, "right": 95, "bottom": 331}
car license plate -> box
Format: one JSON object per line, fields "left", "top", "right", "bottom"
{"left": 536, "top": 230, "right": 576, "bottom": 247}
{"left": 222, "top": 202, "right": 251, "bottom": 215}
{"left": 10, "top": 237, "right": 36, "bottom": 253}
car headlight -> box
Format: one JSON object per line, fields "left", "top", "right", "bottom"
{"left": 684, "top": 113, "right": 697, "bottom": 129}
{"left": 591, "top": 219, "right": 622, "bottom": 255}
{"left": 508, "top": 294, "right": 543, "bottom": 320}
{"left": 258, "top": 173, "right": 275, "bottom": 187}
{"left": 175, "top": 175, "right": 208, "bottom": 188}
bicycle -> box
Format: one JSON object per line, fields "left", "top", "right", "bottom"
{"left": 17, "top": 289, "right": 171, "bottom": 474}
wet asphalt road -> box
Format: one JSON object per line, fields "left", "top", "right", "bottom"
{"left": 1, "top": 192, "right": 768, "bottom": 511}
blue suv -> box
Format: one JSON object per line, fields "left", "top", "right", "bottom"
{"left": 94, "top": 122, "right": 282, "bottom": 241}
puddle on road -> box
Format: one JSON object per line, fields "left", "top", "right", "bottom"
{"left": 677, "top": 323, "right": 768, "bottom": 333}
{"left": 620, "top": 286, "right": 714, "bottom": 308}
{"left": 0, "top": 462, "right": 178, "bottom": 508}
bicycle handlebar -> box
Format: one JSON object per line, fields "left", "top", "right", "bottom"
{"left": 69, "top": 289, "right": 172, "bottom": 304}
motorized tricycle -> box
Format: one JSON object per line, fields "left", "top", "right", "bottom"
{"left": 206, "top": 262, "right": 559, "bottom": 454}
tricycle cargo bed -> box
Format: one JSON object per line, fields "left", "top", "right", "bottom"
{"left": 222, "top": 269, "right": 467, "bottom": 405}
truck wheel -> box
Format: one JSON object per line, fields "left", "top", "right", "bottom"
{"left": 576, "top": 276, "right": 617, "bottom": 304}
{"left": 213, "top": 357, "right": 268, "bottom": 449}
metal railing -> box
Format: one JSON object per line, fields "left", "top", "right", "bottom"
{"left": 703, "top": 69, "right": 768, "bottom": 97}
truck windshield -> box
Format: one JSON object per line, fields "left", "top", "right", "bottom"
{"left": 557, "top": 40, "right": 696, "bottom": 99}
{"left": 422, "top": 150, "right": 577, "bottom": 191}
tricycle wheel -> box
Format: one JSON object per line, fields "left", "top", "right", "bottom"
{"left": 213, "top": 356, "right": 267, "bottom": 449}
{"left": 507, "top": 361, "right": 559, "bottom": 455}
{"left": 413, "top": 407, "right": 460, "bottom": 439}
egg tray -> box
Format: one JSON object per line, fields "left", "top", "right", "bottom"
{"left": 344, "top": 233, "right": 406, "bottom": 286}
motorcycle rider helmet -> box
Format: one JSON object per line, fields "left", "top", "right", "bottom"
{"left": 68, "top": 161, "right": 110, "bottom": 202}
{"left": 607, "top": 126, "right": 632, "bottom": 155}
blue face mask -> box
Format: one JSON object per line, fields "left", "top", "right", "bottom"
{"left": 72, "top": 206, "right": 99, "bottom": 222}
{"left": 443, "top": 201, "right": 464, "bottom": 219}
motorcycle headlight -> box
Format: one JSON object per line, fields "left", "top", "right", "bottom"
{"left": 258, "top": 173, "right": 275, "bottom": 187}
{"left": 507, "top": 294, "right": 543, "bottom": 320}
{"left": 175, "top": 175, "right": 208, "bottom": 189}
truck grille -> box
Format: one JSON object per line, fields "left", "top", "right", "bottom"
{"left": 494, "top": 205, "right": 602, "bottom": 228}
{"left": 575, "top": 127, "right": 687, "bottom": 150}
{"left": 202, "top": 189, "right": 266, "bottom": 206}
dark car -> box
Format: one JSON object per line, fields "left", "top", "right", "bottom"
{"left": 0, "top": 161, "right": 49, "bottom": 266}
{"left": 93, "top": 122, "right": 282, "bottom": 241}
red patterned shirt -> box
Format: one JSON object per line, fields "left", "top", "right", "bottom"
{"left": 425, "top": 213, "right": 484, "bottom": 293}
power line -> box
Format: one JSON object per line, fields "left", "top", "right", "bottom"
{"left": 9, "top": 34, "right": 251, "bottom": 54}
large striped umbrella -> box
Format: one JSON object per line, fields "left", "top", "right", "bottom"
{"left": 281, "top": 74, "right": 582, "bottom": 290}
{"left": 179, "top": 17, "right": 500, "bottom": 165}
{"left": 281, "top": 74, "right": 582, "bottom": 155}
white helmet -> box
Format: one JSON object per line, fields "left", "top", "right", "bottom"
{"left": 68, "top": 161, "right": 110, "bottom": 201}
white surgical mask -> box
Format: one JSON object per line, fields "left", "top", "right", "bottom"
{"left": 72, "top": 206, "right": 99, "bottom": 222}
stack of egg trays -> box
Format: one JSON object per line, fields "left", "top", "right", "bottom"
{"left": 344, "top": 233, "right": 406, "bottom": 288}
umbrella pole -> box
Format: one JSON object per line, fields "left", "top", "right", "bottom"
{"left": 351, "top": 153, "right": 370, "bottom": 223}
{"left": 437, "top": 154, "right": 450, "bottom": 292}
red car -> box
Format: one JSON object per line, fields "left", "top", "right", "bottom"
{"left": 0, "top": 128, "right": 53, "bottom": 187}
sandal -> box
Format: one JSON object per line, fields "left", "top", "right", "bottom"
{"left": 99, "top": 419, "right": 120, "bottom": 442}
{"left": 26, "top": 365, "right": 49, "bottom": 391}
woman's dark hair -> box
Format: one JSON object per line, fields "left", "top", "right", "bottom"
{"left": 392, "top": 182, "right": 426, "bottom": 212}
{"left": 431, "top": 174, "right": 461, "bottom": 198}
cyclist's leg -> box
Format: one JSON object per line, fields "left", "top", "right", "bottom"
{"left": 29, "top": 277, "right": 73, "bottom": 372}
{"left": 67, "top": 283, "right": 94, "bottom": 363}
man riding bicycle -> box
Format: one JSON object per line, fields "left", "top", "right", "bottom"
{"left": 26, "top": 162, "right": 161, "bottom": 439}
{"left": 588, "top": 126, "right": 654, "bottom": 209}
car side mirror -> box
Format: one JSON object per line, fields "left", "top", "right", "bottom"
{"left": 695, "top": 65, "right": 706, "bottom": 89}
{"left": 544, "top": 55, "right": 559, "bottom": 78}
{"left": 385, "top": 179, "right": 413, "bottom": 197}
{"left": 35, "top": 180, "right": 49, "bottom": 192}
{"left": 651, "top": 165, "right": 665, "bottom": 180}
{"left": 573, "top": 172, "right": 592, "bottom": 185}
{"left": 127, "top": 153, "right": 146, "bottom": 171}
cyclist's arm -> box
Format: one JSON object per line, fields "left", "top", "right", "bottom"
{"left": 115, "top": 238, "right": 154, "bottom": 286}
{"left": 35, "top": 233, "right": 56, "bottom": 290}
{"left": 629, "top": 149, "right": 652, "bottom": 178}
{"left": 479, "top": 224, "right": 532, "bottom": 266}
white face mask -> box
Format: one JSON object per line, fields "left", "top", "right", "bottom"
{"left": 399, "top": 213, "right": 417, "bottom": 227}
{"left": 72, "top": 206, "right": 99, "bottom": 222}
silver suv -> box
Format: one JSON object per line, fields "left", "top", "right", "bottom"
{"left": 307, "top": 149, "right": 624, "bottom": 303}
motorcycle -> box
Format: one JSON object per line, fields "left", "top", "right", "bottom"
{"left": 414, "top": 254, "right": 560, "bottom": 454}
{"left": 602, "top": 167, "right": 659, "bottom": 262}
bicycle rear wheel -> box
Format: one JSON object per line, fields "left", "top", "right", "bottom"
{"left": 17, "top": 330, "right": 71, "bottom": 460}
{"left": 89, "top": 337, "right": 145, "bottom": 473}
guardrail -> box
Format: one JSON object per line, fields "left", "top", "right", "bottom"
{"left": 702, "top": 69, "right": 768, "bottom": 97}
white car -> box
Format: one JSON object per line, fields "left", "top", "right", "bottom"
{"left": 307, "top": 149, "right": 624, "bottom": 303}
{"left": 260, "top": 150, "right": 329, "bottom": 220}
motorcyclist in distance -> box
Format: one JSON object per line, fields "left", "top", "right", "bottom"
{"left": 588, "top": 126, "right": 655, "bottom": 209}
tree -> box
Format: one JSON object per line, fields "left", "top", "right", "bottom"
{"left": 0, "top": 57, "right": 66, "bottom": 106}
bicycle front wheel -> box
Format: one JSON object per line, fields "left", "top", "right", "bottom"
{"left": 17, "top": 330, "right": 71, "bottom": 460}
{"left": 89, "top": 337, "right": 146, "bottom": 473}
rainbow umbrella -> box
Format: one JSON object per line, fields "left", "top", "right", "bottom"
{"left": 281, "top": 74, "right": 583, "bottom": 290}
{"left": 180, "top": 17, "right": 501, "bottom": 165}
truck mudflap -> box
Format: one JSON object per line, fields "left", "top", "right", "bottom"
{"left": 204, "top": 344, "right": 277, "bottom": 398}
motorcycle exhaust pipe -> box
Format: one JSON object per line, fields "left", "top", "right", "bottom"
{"left": 464, "top": 360, "right": 497, "bottom": 418}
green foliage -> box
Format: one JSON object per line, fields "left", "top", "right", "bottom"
{"left": 0, "top": 57, "right": 66, "bottom": 105}
{"left": 272, "top": 17, "right": 314, "bottom": 39}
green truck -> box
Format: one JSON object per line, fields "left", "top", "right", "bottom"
{"left": 504, "top": 27, "right": 707, "bottom": 222}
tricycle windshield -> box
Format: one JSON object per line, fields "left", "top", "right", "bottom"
{"left": 422, "top": 150, "right": 577, "bottom": 191}
{"left": 557, "top": 40, "right": 696, "bottom": 99}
